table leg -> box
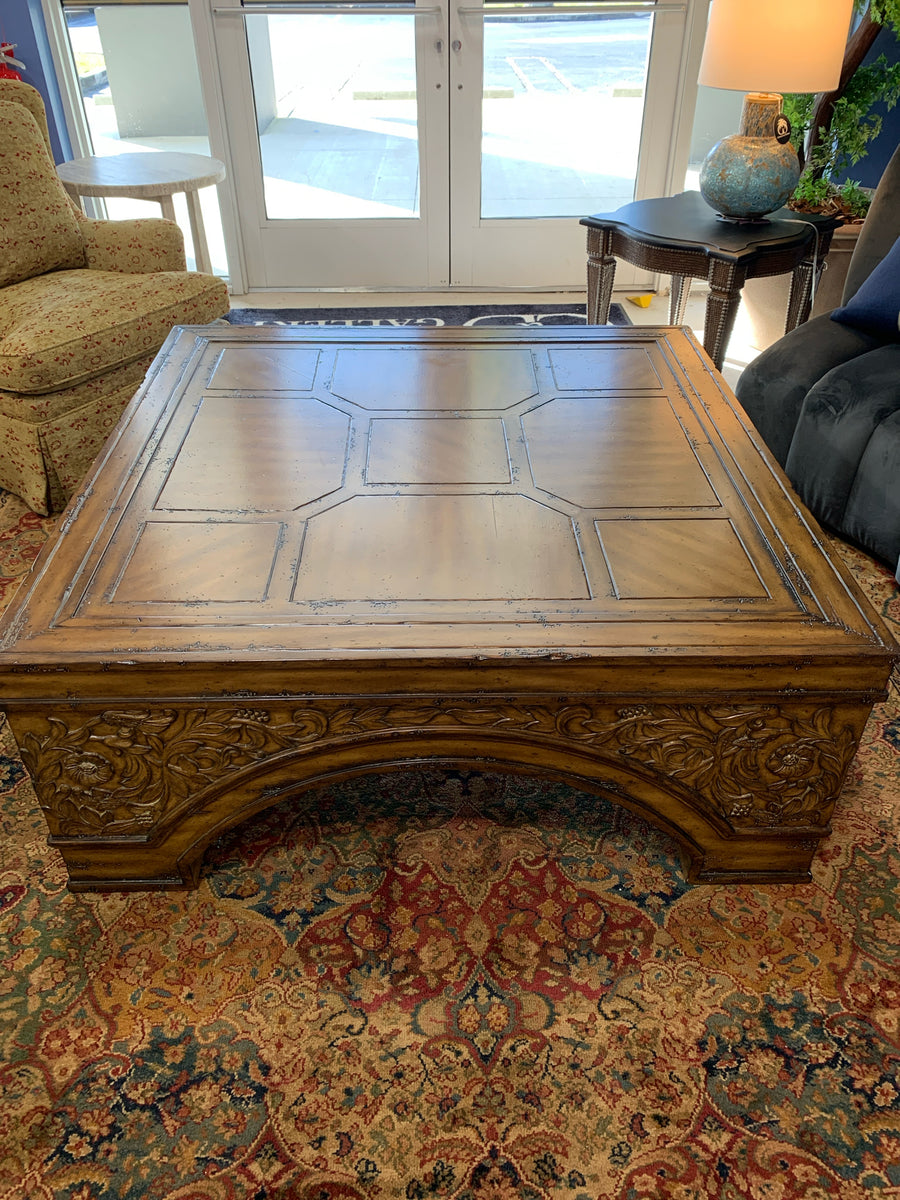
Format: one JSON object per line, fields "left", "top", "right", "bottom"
{"left": 185, "top": 188, "right": 214, "bottom": 276}
{"left": 669, "top": 275, "right": 692, "bottom": 325}
{"left": 61, "top": 182, "right": 88, "bottom": 216}
{"left": 585, "top": 226, "right": 617, "bottom": 325}
{"left": 785, "top": 227, "right": 835, "bottom": 333}
{"left": 158, "top": 195, "right": 178, "bottom": 224}
{"left": 785, "top": 263, "right": 815, "bottom": 333}
{"left": 703, "top": 258, "right": 745, "bottom": 372}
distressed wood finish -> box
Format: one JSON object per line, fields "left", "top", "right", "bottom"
{"left": 0, "top": 325, "right": 894, "bottom": 890}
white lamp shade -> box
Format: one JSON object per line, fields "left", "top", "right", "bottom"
{"left": 699, "top": 0, "right": 853, "bottom": 93}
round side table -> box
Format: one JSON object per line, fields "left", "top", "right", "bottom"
{"left": 57, "top": 151, "right": 226, "bottom": 276}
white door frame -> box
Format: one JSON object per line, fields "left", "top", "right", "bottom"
{"left": 448, "top": 1, "right": 708, "bottom": 289}
{"left": 189, "top": 0, "right": 249, "bottom": 292}
{"left": 39, "top": 0, "right": 95, "bottom": 159}
{"left": 197, "top": 0, "right": 708, "bottom": 291}
{"left": 200, "top": 0, "right": 452, "bottom": 290}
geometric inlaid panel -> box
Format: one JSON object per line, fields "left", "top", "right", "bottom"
{"left": 207, "top": 345, "right": 320, "bottom": 391}
{"left": 596, "top": 518, "right": 768, "bottom": 599}
{"left": 548, "top": 346, "right": 663, "bottom": 391}
{"left": 330, "top": 347, "right": 539, "bottom": 409}
{"left": 293, "top": 494, "right": 589, "bottom": 601}
{"left": 366, "top": 418, "right": 511, "bottom": 484}
{"left": 523, "top": 396, "right": 719, "bottom": 508}
{"left": 111, "top": 521, "right": 282, "bottom": 603}
{"left": 157, "top": 396, "right": 350, "bottom": 511}
{"left": 9, "top": 326, "right": 894, "bottom": 664}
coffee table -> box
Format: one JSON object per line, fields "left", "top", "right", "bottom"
{"left": 0, "top": 325, "right": 894, "bottom": 891}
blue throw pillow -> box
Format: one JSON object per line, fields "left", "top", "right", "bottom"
{"left": 831, "top": 234, "right": 900, "bottom": 339}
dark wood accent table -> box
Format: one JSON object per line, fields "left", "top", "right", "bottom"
{"left": 0, "top": 325, "right": 893, "bottom": 891}
{"left": 581, "top": 192, "right": 840, "bottom": 370}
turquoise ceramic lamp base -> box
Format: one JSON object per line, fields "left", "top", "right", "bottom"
{"left": 699, "top": 93, "right": 801, "bottom": 222}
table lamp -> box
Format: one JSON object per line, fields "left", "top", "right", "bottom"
{"left": 697, "top": 0, "right": 853, "bottom": 221}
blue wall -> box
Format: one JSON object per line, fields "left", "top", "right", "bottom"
{"left": 1, "top": 0, "right": 71, "bottom": 161}
{"left": 847, "top": 24, "right": 900, "bottom": 186}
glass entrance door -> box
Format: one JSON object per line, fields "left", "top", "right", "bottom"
{"left": 213, "top": 0, "right": 449, "bottom": 288}
{"left": 210, "top": 0, "right": 700, "bottom": 289}
{"left": 453, "top": 2, "right": 697, "bottom": 286}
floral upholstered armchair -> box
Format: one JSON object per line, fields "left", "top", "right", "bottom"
{"left": 0, "top": 80, "right": 230, "bottom": 515}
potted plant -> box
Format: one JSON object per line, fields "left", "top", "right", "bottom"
{"left": 784, "top": 0, "right": 900, "bottom": 221}
{"left": 763, "top": 0, "right": 899, "bottom": 314}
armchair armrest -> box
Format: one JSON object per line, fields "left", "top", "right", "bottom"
{"left": 77, "top": 214, "right": 187, "bottom": 273}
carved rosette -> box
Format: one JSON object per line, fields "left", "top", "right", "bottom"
{"left": 19, "top": 698, "right": 859, "bottom": 839}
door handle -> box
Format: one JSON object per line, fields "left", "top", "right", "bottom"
{"left": 451, "top": 38, "right": 461, "bottom": 50}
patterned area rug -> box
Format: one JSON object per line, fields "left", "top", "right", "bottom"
{"left": 224, "top": 303, "right": 631, "bottom": 328}
{"left": 1, "top": 486, "right": 899, "bottom": 1200}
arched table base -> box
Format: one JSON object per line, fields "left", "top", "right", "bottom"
{"left": 14, "top": 695, "right": 873, "bottom": 891}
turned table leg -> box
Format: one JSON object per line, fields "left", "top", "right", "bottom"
{"left": 785, "top": 226, "right": 836, "bottom": 332}
{"left": 669, "top": 274, "right": 693, "bottom": 325}
{"left": 585, "top": 227, "right": 617, "bottom": 325}
{"left": 703, "top": 258, "right": 746, "bottom": 371}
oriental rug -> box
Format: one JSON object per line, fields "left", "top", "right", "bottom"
{"left": 1, "top": 485, "right": 899, "bottom": 1200}
{"left": 224, "top": 303, "right": 631, "bottom": 328}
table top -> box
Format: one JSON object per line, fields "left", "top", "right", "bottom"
{"left": 56, "top": 151, "right": 226, "bottom": 197}
{"left": 0, "top": 325, "right": 892, "bottom": 693}
{"left": 581, "top": 191, "right": 840, "bottom": 259}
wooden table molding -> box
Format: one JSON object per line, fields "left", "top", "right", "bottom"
{"left": 0, "top": 325, "right": 894, "bottom": 891}
{"left": 16, "top": 692, "right": 876, "bottom": 890}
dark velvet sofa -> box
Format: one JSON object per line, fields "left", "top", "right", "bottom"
{"left": 734, "top": 143, "right": 900, "bottom": 570}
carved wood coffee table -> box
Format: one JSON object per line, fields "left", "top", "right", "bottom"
{"left": 0, "top": 325, "right": 894, "bottom": 891}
